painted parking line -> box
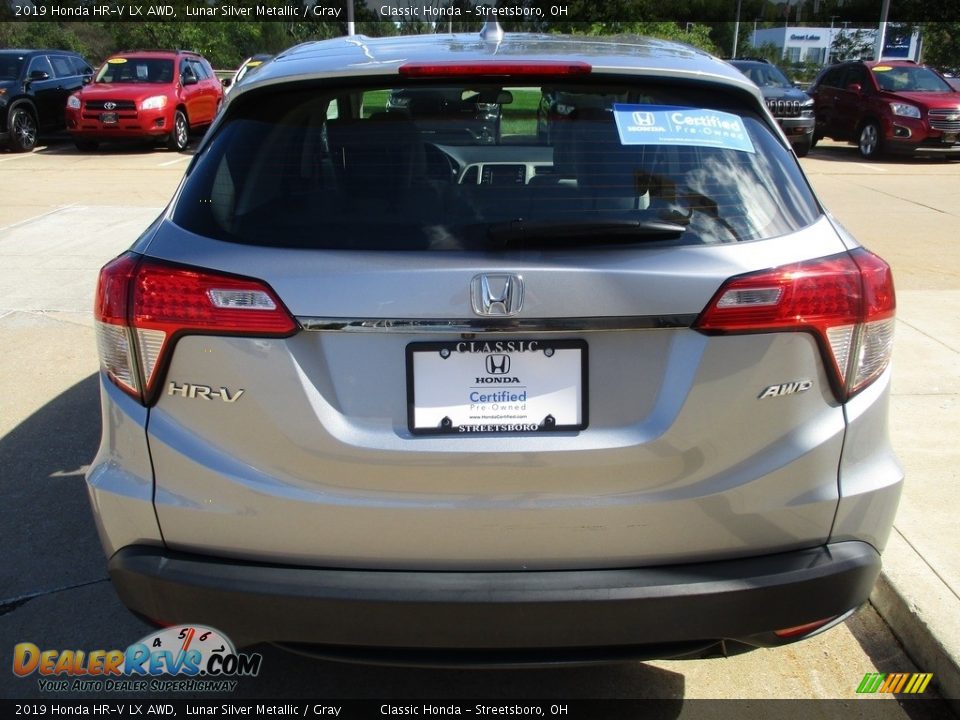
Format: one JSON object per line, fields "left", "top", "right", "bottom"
{"left": 0, "top": 203, "right": 78, "bottom": 233}
{"left": 157, "top": 155, "right": 191, "bottom": 167}
{"left": 851, "top": 162, "right": 887, "bottom": 172}
{"left": 0, "top": 205, "right": 162, "bottom": 314}
{"left": 0, "top": 152, "right": 39, "bottom": 163}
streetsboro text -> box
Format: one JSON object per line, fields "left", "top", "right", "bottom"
{"left": 379, "top": 5, "right": 544, "bottom": 17}
{"left": 381, "top": 705, "right": 547, "bottom": 716}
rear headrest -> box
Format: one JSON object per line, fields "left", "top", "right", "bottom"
{"left": 326, "top": 112, "right": 426, "bottom": 190}
{"left": 573, "top": 108, "right": 641, "bottom": 192}
{"left": 550, "top": 121, "right": 577, "bottom": 178}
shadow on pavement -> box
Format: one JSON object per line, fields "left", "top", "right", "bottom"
{"left": 232, "top": 648, "right": 687, "bottom": 703}
{"left": 34, "top": 141, "right": 197, "bottom": 157}
{"left": 0, "top": 373, "right": 106, "bottom": 604}
{"left": 847, "top": 604, "right": 954, "bottom": 719}
{"left": 806, "top": 145, "right": 955, "bottom": 165}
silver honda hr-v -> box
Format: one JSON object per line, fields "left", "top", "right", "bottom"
{"left": 87, "top": 27, "right": 902, "bottom": 662}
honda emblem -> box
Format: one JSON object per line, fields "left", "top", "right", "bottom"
{"left": 471, "top": 274, "right": 523, "bottom": 317}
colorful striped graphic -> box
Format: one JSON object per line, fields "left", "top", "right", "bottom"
{"left": 857, "top": 672, "right": 933, "bottom": 694}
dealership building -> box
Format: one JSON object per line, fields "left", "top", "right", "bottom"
{"left": 751, "top": 26, "right": 921, "bottom": 65}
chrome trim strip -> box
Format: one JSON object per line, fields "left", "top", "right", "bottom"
{"left": 298, "top": 315, "right": 697, "bottom": 333}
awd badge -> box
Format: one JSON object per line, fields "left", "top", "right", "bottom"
{"left": 759, "top": 380, "right": 813, "bottom": 399}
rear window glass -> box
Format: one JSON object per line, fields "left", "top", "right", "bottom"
{"left": 731, "top": 62, "right": 793, "bottom": 90}
{"left": 174, "top": 80, "right": 820, "bottom": 251}
{"left": 0, "top": 53, "right": 24, "bottom": 80}
{"left": 71, "top": 57, "right": 92, "bottom": 76}
{"left": 50, "top": 55, "right": 75, "bottom": 78}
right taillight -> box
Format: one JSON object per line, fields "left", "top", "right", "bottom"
{"left": 693, "top": 248, "right": 896, "bottom": 401}
{"left": 94, "top": 252, "right": 298, "bottom": 404}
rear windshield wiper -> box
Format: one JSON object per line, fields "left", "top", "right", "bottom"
{"left": 487, "top": 219, "right": 686, "bottom": 247}
{"left": 656, "top": 188, "right": 743, "bottom": 242}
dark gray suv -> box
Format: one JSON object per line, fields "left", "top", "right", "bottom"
{"left": 0, "top": 48, "right": 93, "bottom": 152}
{"left": 730, "top": 59, "right": 816, "bottom": 156}
{"left": 88, "top": 28, "right": 901, "bottom": 663}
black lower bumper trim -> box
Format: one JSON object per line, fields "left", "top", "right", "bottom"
{"left": 109, "top": 542, "right": 880, "bottom": 651}
{"left": 885, "top": 139, "right": 960, "bottom": 155}
{"left": 273, "top": 639, "right": 717, "bottom": 667}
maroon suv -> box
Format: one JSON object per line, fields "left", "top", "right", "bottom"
{"left": 809, "top": 60, "right": 960, "bottom": 159}
{"left": 66, "top": 50, "right": 222, "bottom": 152}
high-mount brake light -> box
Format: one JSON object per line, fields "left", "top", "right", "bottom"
{"left": 93, "top": 253, "right": 298, "bottom": 403}
{"left": 694, "top": 248, "right": 895, "bottom": 401}
{"left": 398, "top": 61, "right": 592, "bottom": 77}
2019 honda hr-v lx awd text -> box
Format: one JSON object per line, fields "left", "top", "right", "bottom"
{"left": 87, "top": 27, "right": 902, "bottom": 662}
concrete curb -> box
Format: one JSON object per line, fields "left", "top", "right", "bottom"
{"left": 871, "top": 530, "right": 960, "bottom": 712}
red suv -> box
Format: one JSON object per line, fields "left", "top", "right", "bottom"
{"left": 66, "top": 50, "right": 222, "bottom": 152}
{"left": 809, "top": 60, "right": 960, "bottom": 159}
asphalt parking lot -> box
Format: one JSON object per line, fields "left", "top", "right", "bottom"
{"left": 0, "top": 137, "right": 957, "bottom": 712}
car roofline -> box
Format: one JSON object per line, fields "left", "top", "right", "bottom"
{"left": 228, "top": 32, "right": 761, "bottom": 105}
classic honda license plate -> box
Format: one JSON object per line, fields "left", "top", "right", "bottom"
{"left": 101, "top": 112, "right": 118, "bottom": 125}
{"left": 407, "top": 339, "right": 588, "bottom": 435}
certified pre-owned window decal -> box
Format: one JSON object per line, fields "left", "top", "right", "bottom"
{"left": 613, "top": 104, "right": 756, "bottom": 154}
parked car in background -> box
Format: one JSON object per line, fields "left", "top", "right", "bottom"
{"left": 945, "top": 74, "right": 960, "bottom": 92}
{"left": 808, "top": 59, "right": 960, "bottom": 159}
{"left": 0, "top": 48, "right": 93, "bottom": 152}
{"left": 385, "top": 86, "right": 503, "bottom": 144}
{"left": 729, "top": 59, "right": 816, "bottom": 156}
{"left": 222, "top": 54, "right": 273, "bottom": 97}
{"left": 89, "top": 28, "right": 901, "bottom": 662}
{"left": 66, "top": 50, "right": 222, "bottom": 152}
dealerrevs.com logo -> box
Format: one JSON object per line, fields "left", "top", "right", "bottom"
{"left": 13, "top": 625, "right": 262, "bottom": 693}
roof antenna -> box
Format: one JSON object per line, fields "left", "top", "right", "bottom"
{"left": 480, "top": 21, "right": 504, "bottom": 43}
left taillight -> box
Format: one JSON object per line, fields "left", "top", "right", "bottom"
{"left": 693, "top": 248, "right": 896, "bottom": 402}
{"left": 94, "top": 252, "right": 298, "bottom": 404}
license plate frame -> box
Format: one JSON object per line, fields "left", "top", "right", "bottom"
{"left": 101, "top": 112, "right": 118, "bottom": 125}
{"left": 406, "top": 339, "right": 588, "bottom": 435}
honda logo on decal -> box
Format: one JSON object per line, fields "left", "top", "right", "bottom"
{"left": 471, "top": 274, "right": 523, "bottom": 317}
{"left": 485, "top": 354, "right": 511, "bottom": 375}
{"left": 632, "top": 111, "right": 655, "bottom": 126}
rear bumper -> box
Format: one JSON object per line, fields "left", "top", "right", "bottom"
{"left": 110, "top": 541, "right": 880, "bottom": 653}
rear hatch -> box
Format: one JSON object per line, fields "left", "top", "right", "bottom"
{"left": 96, "top": 73, "right": 894, "bottom": 571}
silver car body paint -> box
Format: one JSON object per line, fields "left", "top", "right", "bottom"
{"left": 86, "top": 31, "right": 902, "bottom": 649}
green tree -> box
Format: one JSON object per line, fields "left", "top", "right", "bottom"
{"left": 830, "top": 28, "right": 872, "bottom": 63}
{"left": 541, "top": 21, "right": 717, "bottom": 54}
{"left": 920, "top": 22, "right": 960, "bottom": 75}
{"left": 737, "top": 41, "right": 784, "bottom": 64}
{"left": 0, "top": 21, "right": 95, "bottom": 57}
